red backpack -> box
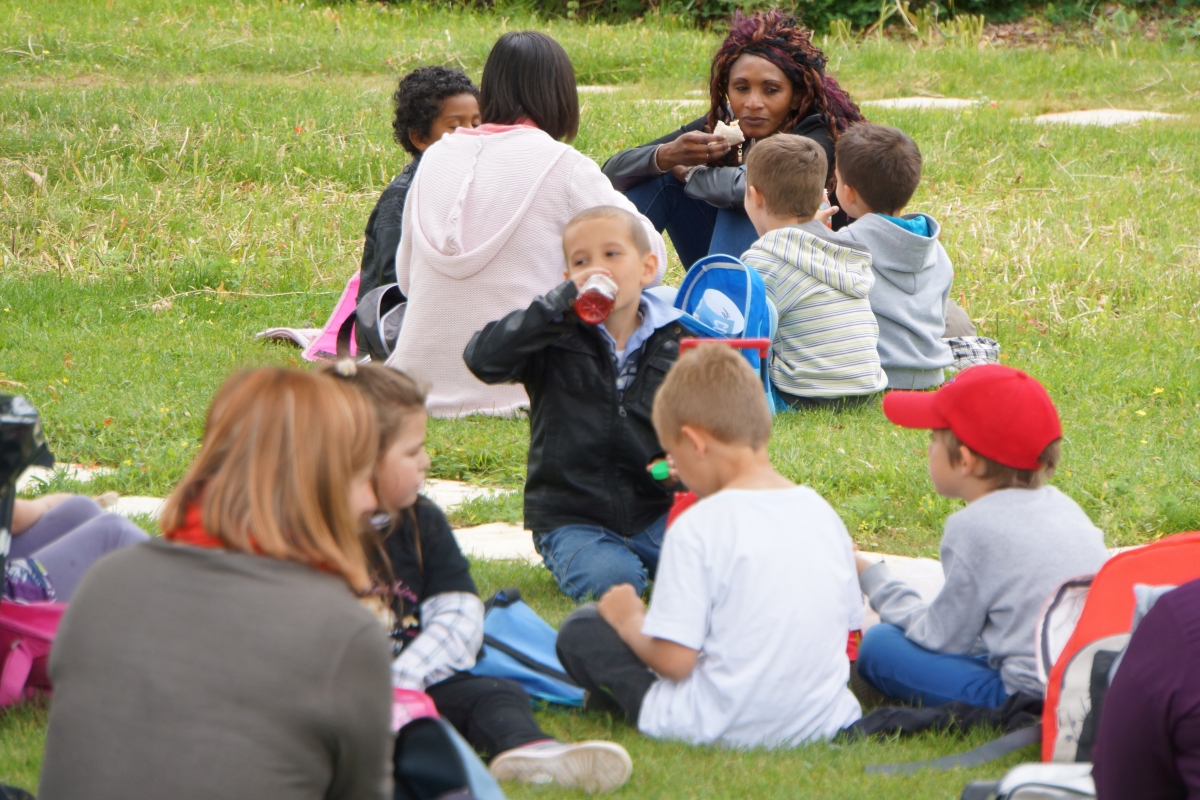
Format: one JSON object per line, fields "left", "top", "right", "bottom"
{"left": 1040, "top": 531, "right": 1200, "bottom": 762}
{"left": 0, "top": 600, "right": 67, "bottom": 707}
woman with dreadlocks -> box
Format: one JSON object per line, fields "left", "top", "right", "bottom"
{"left": 603, "top": 10, "right": 865, "bottom": 267}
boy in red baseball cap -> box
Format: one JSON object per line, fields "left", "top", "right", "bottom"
{"left": 854, "top": 364, "right": 1110, "bottom": 708}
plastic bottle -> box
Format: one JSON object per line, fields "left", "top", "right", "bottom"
{"left": 819, "top": 189, "right": 832, "bottom": 229}
{"left": 574, "top": 274, "right": 618, "bottom": 325}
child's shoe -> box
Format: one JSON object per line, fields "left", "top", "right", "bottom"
{"left": 489, "top": 740, "right": 632, "bottom": 793}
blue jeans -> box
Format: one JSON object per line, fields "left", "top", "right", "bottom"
{"left": 533, "top": 516, "right": 667, "bottom": 602}
{"left": 708, "top": 207, "right": 760, "bottom": 260}
{"left": 622, "top": 174, "right": 717, "bottom": 269}
{"left": 857, "top": 623, "right": 1011, "bottom": 708}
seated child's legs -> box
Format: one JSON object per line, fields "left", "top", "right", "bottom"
{"left": 11, "top": 495, "right": 104, "bottom": 559}
{"left": 857, "top": 623, "right": 1009, "bottom": 708}
{"left": 556, "top": 604, "right": 656, "bottom": 725}
{"left": 775, "top": 389, "right": 882, "bottom": 413}
{"left": 533, "top": 516, "right": 665, "bottom": 602}
{"left": 31, "top": 512, "right": 150, "bottom": 603}
{"left": 425, "top": 674, "right": 550, "bottom": 759}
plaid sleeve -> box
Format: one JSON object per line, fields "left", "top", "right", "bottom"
{"left": 391, "top": 592, "right": 485, "bottom": 690}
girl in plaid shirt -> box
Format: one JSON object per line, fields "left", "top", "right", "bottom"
{"left": 324, "top": 361, "right": 632, "bottom": 793}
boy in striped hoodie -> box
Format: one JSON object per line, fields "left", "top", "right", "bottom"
{"left": 741, "top": 135, "right": 887, "bottom": 410}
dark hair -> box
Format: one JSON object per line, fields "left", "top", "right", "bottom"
{"left": 707, "top": 10, "right": 864, "bottom": 166}
{"left": 935, "top": 428, "right": 1062, "bottom": 490}
{"left": 480, "top": 31, "right": 579, "bottom": 142}
{"left": 835, "top": 123, "right": 923, "bottom": 214}
{"left": 563, "top": 206, "right": 652, "bottom": 257}
{"left": 744, "top": 134, "right": 826, "bottom": 218}
{"left": 317, "top": 361, "right": 429, "bottom": 591}
{"left": 392, "top": 66, "right": 479, "bottom": 157}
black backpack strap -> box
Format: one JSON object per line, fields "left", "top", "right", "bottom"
{"left": 482, "top": 634, "right": 578, "bottom": 686}
{"left": 482, "top": 587, "right": 521, "bottom": 613}
{"left": 335, "top": 312, "right": 357, "bottom": 359}
{"left": 865, "top": 724, "right": 1042, "bottom": 775}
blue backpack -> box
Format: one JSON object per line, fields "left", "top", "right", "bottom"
{"left": 672, "top": 254, "right": 779, "bottom": 408}
{"left": 673, "top": 254, "right": 777, "bottom": 374}
{"left": 469, "top": 588, "right": 585, "bottom": 708}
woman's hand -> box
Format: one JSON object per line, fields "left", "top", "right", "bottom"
{"left": 654, "top": 132, "right": 731, "bottom": 172}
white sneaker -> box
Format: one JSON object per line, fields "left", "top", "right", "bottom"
{"left": 489, "top": 740, "right": 633, "bottom": 793}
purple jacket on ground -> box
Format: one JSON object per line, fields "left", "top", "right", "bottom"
{"left": 1093, "top": 577, "right": 1200, "bottom": 799}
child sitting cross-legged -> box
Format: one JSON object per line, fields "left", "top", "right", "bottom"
{"left": 319, "top": 360, "right": 633, "bottom": 793}
{"left": 464, "top": 206, "right": 694, "bottom": 602}
{"left": 856, "top": 364, "right": 1110, "bottom": 708}
{"left": 555, "top": 344, "right": 864, "bottom": 748}
{"left": 740, "top": 134, "right": 888, "bottom": 411}
{"left": 832, "top": 123, "right": 956, "bottom": 390}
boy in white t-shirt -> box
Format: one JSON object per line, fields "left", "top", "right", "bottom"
{"left": 555, "top": 344, "right": 863, "bottom": 749}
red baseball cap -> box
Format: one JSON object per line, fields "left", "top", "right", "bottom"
{"left": 883, "top": 364, "right": 1062, "bottom": 470}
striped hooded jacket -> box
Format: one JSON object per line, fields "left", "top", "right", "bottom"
{"left": 742, "top": 220, "right": 888, "bottom": 398}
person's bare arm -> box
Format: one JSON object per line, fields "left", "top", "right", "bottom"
{"left": 11, "top": 494, "right": 75, "bottom": 535}
{"left": 598, "top": 584, "right": 698, "bottom": 682}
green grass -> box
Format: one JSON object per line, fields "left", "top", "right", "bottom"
{"left": 2, "top": 0, "right": 1200, "bottom": 794}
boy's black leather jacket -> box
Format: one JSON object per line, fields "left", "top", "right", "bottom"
{"left": 464, "top": 280, "right": 692, "bottom": 537}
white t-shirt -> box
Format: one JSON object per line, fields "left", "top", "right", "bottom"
{"left": 637, "top": 486, "right": 863, "bottom": 748}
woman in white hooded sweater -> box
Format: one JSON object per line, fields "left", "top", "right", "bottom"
{"left": 386, "top": 31, "right": 667, "bottom": 418}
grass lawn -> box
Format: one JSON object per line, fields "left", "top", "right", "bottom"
{"left": 2, "top": 0, "right": 1199, "bottom": 794}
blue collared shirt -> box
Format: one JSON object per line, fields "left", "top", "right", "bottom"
{"left": 598, "top": 290, "right": 683, "bottom": 393}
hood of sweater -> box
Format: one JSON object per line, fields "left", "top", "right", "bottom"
{"left": 849, "top": 213, "right": 943, "bottom": 295}
{"left": 406, "top": 126, "right": 569, "bottom": 280}
{"left": 752, "top": 220, "right": 875, "bottom": 299}
{"left": 837, "top": 212, "right": 954, "bottom": 386}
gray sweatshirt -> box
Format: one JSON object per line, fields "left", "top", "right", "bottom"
{"left": 835, "top": 213, "right": 954, "bottom": 390}
{"left": 40, "top": 540, "right": 393, "bottom": 800}
{"left": 859, "top": 486, "right": 1110, "bottom": 697}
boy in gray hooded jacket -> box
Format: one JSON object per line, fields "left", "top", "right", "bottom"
{"left": 832, "top": 124, "right": 955, "bottom": 390}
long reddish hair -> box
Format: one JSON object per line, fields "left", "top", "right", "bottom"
{"left": 707, "top": 10, "right": 864, "bottom": 158}
{"left": 161, "top": 368, "right": 379, "bottom": 592}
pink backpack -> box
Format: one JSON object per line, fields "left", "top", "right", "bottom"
{"left": 0, "top": 600, "right": 66, "bottom": 707}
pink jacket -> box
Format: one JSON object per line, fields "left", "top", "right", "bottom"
{"left": 386, "top": 125, "right": 667, "bottom": 418}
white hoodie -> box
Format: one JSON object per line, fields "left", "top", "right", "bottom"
{"left": 386, "top": 125, "right": 667, "bottom": 418}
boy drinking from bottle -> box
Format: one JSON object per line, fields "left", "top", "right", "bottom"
{"left": 464, "top": 206, "right": 696, "bottom": 602}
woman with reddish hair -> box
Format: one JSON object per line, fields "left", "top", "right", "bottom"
{"left": 40, "top": 368, "right": 393, "bottom": 800}
{"left": 603, "top": 10, "right": 864, "bottom": 266}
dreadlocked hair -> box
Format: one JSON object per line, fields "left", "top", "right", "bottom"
{"left": 707, "top": 10, "right": 864, "bottom": 164}
{"left": 315, "top": 361, "right": 429, "bottom": 587}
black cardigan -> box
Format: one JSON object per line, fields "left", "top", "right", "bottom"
{"left": 357, "top": 157, "right": 419, "bottom": 303}
{"left": 602, "top": 112, "right": 838, "bottom": 214}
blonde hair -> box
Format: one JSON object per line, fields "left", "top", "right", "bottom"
{"left": 744, "top": 134, "right": 827, "bottom": 219}
{"left": 160, "top": 367, "right": 379, "bottom": 592}
{"left": 652, "top": 344, "right": 771, "bottom": 448}
{"left": 563, "top": 205, "right": 652, "bottom": 257}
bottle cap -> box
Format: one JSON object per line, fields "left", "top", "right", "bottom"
{"left": 649, "top": 460, "right": 671, "bottom": 481}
